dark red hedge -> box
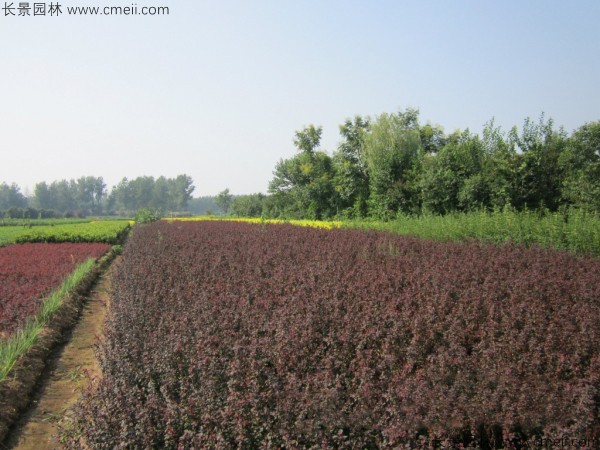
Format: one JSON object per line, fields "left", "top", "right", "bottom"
{"left": 0, "top": 243, "right": 110, "bottom": 337}
{"left": 66, "top": 221, "right": 600, "bottom": 449}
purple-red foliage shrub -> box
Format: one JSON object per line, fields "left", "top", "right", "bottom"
{"left": 0, "top": 242, "right": 110, "bottom": 336}
{"left": 66, "top": 221, "right": 600, "bottom": 448}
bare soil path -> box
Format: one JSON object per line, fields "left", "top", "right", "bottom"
{"left": 3, "top": 259, "right": 118, "bottom": 450}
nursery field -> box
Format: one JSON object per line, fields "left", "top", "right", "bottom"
{"left": 0, "top": 235, "right": 116, "bottom": 442}
{"left": 0, "top": 220, "right": 131, "bottom": 246}
{"left": 166, "top": 208, "right": 600, "bottom": 256}
{"left": 64, "top": 220, "right": 600, "bottom": 449}
{"left": 0, "top": 243, "right": 110, "bottom": 338}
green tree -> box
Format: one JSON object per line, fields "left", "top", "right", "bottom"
{"left": 479, "top": 119, "right": 518, "bottom": 210}
{"left": 230, "top": 193, "right": 266, "bottom": 217}
{"left": 421, "top": 130, "right": 486, "bottom": 213}
{"left": 511, "top": 114, "right": 567, "bottom": 211}
{"left": 152, "top": 176, "right": 171, "bottom": 211}
{"left": 75, "top": 176, "right": 106, "bottom": 214}
{"left": 169, "top": 174, "right": 195, "bottom": 211}
{"left": 109, "top": 177, "right": 135, "bottom": 213}
{"left": 269, "top": 125, "right": 337, "bottom": 219}
{"left": 293, "top": 124, "right": 322, "bottom": 154}
{"left": 419, "top": 123, "right": 447, "bottom": 154}
{"left": 216, "top": 188, "right": 233, "bottom": 215}
{"left": 51, "top": 180, "right": 77, "bottom": 213}
{"left": 33, "top": 181, "right": 53, "bottom": 210}
{"left": 362, "top": 110, "right": 423, "bottom": 217}
{"left": 332, "top": 116, "right": 371, "bottom": 217}
{"left": 0, "top": 182, "right": 27, "bottom": 210}
{"left": 560, "top": 121, "right": 600, "bottom": 211}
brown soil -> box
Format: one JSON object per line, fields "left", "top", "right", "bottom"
{"left": 3, "top": 258, "right": 119, "bottom": 450}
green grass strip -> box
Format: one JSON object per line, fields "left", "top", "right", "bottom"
{"left": 0, "top": 258, "right": 97, "bottom": 381}
{"left": 343, "top": 209, "right": 600, "bottom": 257}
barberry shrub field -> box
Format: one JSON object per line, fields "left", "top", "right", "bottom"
{"left": 0, "top": 243, "right": 110, "bottom": 337}
{"left": 66, "top": 221, "right": 600, "bottom": 448}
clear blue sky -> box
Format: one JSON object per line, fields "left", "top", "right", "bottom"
{"left": 1, "top": 0, "right": 598, "bottom": 196}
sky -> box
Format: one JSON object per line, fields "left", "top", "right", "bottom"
{"left": 1, "top": 1, "right": 599, "bottom": 197}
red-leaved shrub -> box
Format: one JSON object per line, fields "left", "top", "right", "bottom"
{"left": 65, "top": 221, "right": 600, "bottom": 448}
{"left": 0, "top": 243, "right": 110, "bottom": 337}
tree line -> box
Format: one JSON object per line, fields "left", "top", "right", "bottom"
{"left": 0, "top": 175, "right": 195, "bottom": 218}
{"left": 3, "top": 109, "right": 598, "bottom": 220}
{"left": 223, "top": 109, "right": 599, "bottom": 219}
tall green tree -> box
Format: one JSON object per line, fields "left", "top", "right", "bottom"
{"left": 479, "top": 119, "right": 518, "bottom": 210}
{"left": 74, "top": 176, "right": 106, "bottom": 214}
{"left": 511, "top": 114, "right": 567, "bottom": 211}
{"left": 333, "top": 116, "right": 371, "bottom": 217}
{"left": 153, "top": 176, "right": 171, "bottom": 210}
{"left": 269, "top": 125, "right": 337, "bottom": 219}
{"left": 230, "top": 193, "right": 266, "bottom": 217}
{"left": 33, "top": 181, "right": 53, "bottom": 210}
{"left": 362, "top": 110, "right": 423, "bottom": 217}
{"left": 216, "top": 188, "right": 233, "bottom": 214}
{"left": 169, "top": 174, "right": 195, "bottom": 211}
{"left": 421, "top": 130, "right": 486, "bottom": 214}
{"left": 560, "top": 121, "right": 600, "bottom": 211}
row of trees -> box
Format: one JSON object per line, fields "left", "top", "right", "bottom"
{"left": 223, "top": 110, "right": 599, "bottom": 220}
{"left": 4, "top": 110, "right": 598, "bottom": 221}
{"left": 34, "top": 177, "right": 107, "bottom": 214}
{"left": 108, "top": 175, "right": 195, "bottom": 213}
{"left": 0, "top": 175, "right": 195, "bottom": 218}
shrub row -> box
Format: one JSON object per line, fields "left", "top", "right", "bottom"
{"left": 11, "top": 220, "right": 130, "bottom": 245}
{"left": 65, "top": 221, "right": 600, "bottom": 448}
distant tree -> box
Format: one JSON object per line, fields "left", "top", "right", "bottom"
{"left": 215, "top": 188, "right": 233, "bottom": 214}
{"left": 153, "top": 176, "right": 171, "bottom": 210}
{"left": 188, "top": 196, "right": 219, "bottom": 215}
{"left": 74, "top": 176, "right": 106, "bottom": 214}
{"left": 51, "top": 180, "right": 77, "bottom": 213}
{"left": 109, "top": 177, "right": 135, "bottom": 212}
{"left": 129, "top": 176, "right": 155, "bottom": 210}
{"left": 169, "top": 174, "right": 195, "bottom": 211}
{"left": 33, "top": 181, "right": 53, "bottom": 210}
{"left": 230, "top": 193, "right": 266, "bottom": 217}
{"left": 0, "top": 182, "right": 27, "bottom": 210}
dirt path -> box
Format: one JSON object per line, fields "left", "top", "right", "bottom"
{"left": 4, "top": 260, "right": 116, "bottom": 450}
